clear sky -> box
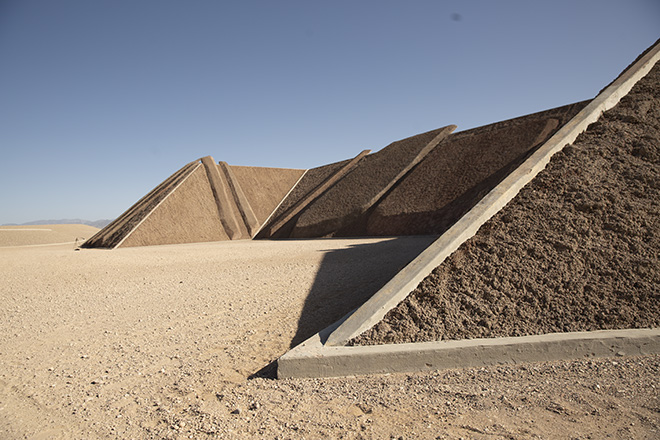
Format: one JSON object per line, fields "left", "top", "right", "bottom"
{"left": 1, "top": 1, "right": 658, "bottom": 224}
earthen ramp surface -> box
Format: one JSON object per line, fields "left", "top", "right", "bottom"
{"left": 367, "top": 101, "right": 588, "bottom": 236}
{"left": 290, "top": 126, "right": 455, "bottom": 238}
{"left": 354, "top": 58, "right": 660, "bottom": 346}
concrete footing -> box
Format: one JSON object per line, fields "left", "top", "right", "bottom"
{"left": 279, "top": 329, "right": 660, "bottom": 378}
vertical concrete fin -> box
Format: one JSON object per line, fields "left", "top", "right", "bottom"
{"left": 264, "top": 149, "right": 372, "bottom": 237}
{"left": 218, "top": 161, "right": 260, "bottom": 238}
{"left": 201, "top": 156, "right": 241, "bottom": 240}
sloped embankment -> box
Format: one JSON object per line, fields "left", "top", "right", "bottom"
{"left": 353, "top": 62, "right": 660, "bottom": 345}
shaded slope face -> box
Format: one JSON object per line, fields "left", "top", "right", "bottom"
{"left": 229, "top": 166, "right": 305, "bottom": 226}
{"left": 353, "top": 62, "right": 660, "bottom": 345}
{"left": 291, "top": 127, "right": 450, "bottom": 238}
{"left": 367, "top": 102, "right": 588, "bottom": 236}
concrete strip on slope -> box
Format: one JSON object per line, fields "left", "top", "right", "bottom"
{"left": 291, "top": 125, "right": 456, "bottom": 238}
{"left": 279, "top": 328, "right": 660, "bottom": 378}
{"left": 83, "top": 161, "right": 199, "bottom": 248}
{"left": 324, "top": 40, "right": 660, "bottom": 348}
{"left": 117, "top": 165, "right": 230, "bottom": 247}
{"left": 367, "top": 102, "right": 587, "bottom": 236}
{"left": 219, "top": 161, "right": 260, "bottom": 237}
{"left": 230, "top": 165, "right": 306, "bottom": 230}
{"left": 262, "top": 149, "right": 371, "bottom": 238}
{"left": 201, "top": 156, "right": 242, "bottom": 240}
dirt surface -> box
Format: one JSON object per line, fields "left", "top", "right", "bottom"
{"left": 292, "top": 127, "right": 450, "bottom": 238}
{"left": 1, "top": 239, "right": 658, "bottom": 439}
{"left": 0, "top": 224, "right": 99, "bottom": 247}
{"left": 258, "top": 159, "right": 350, "bottom": 238}
{"left": 353, "top": 62, "right": 660, "bottom": 346}
{"left": 367, "top": 102, "right": 588, "bottom": 236}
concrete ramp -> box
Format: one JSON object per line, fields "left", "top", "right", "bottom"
{"left": 278, "top": 39, "right": 660, "bottom": 378}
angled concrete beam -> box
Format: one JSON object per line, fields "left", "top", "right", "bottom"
{"left": 83, "top": 161, "right": 199, "bottom": 249}
{"left": 263, "top": 149, "right": 372, "bottom": 237}
{"left": 201, "top": 156, "right": 241, "bottom": 240}
{"left": 325, "top": 40, "right": 660, "bottom": 348}
{"left": 219, "top": 161, "right": 260, "bottom": 238}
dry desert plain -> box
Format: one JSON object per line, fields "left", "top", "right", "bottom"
{"left": 0, "top": 225, "right": 657, "bottom": 439}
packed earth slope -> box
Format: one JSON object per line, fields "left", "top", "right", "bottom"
{"left": 353, "top": 61, "right": 660, "bottom": 346}
{"left": 291, "top": 127, "right": 452, "bottom": 238}
{"left": 367, "top": 101, "right": 588, "bottom": 236}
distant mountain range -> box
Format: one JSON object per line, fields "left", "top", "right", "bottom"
{"left": 2, "top": 219, "right": 112, "bottom": 228}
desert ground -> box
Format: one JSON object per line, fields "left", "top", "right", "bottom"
{"left": 0, "top": 229, "right": 657, "bottom": 439}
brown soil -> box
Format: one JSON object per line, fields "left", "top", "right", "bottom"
{"left": 83, "top": 161, "right": 199, "bottom": 248}
{"left": 257, "top": 159, "right": 350, "bottom": 238}
{"left": 0, "top": 224, "right": 100, "bottom": 247}
{"left": 353, "top": 62, "right": 660, "bottom": 346}
{"left": 229, "top": 165, "right": 305, "bottom": 226}
{"left": 120, "top": 165, "right": 230, "bottom": 247}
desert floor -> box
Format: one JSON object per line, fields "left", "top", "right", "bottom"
{"left": 0, "top": 229, "right": 658, "bottom": 439}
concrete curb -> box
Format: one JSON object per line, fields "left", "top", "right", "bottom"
{"left": 115, "top": 162, "right": 203, "bottom": 248}
{"left": 83, "top": 160, "right": 199, "bottom": 248}
{"left": 278, "top": 329, "right": 660, "bottom": 378}
{"left": 324, "top": 41, "right": 660, "bottom": 348}
{"left": 201, "top": 156, "right": 241, "bottom": 240}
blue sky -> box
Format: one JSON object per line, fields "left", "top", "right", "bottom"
{"left": 1, "top": 1, "right": 658, "bottom": 224}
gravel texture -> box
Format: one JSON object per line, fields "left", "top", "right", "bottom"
{"left": 1, "top": 238, "right": 657, "bottom": 438}
{"left": 367, "top": 101, "right": 587, "bottom": 236}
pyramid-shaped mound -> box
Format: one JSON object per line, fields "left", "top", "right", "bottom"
{"left": 87, "top": 39, "right": 659, "bottom": 251}
{"left": 85, "top": 99, "right": 592, "bottom": 248}
{"left": 83, "top": 158, "right": 304, "bottom": 248}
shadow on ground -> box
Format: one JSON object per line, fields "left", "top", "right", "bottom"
{"left": 291, "top": 236, "right": 436, "bottom": 348}
{"left": 249, "top": 235, "right": 436, "bottom": 379}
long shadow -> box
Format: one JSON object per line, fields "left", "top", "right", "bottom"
{"left": 250, "top": 236, "right": 437, "bottom": 379}
{"left": 289, "top": 236, "right": 437, "bottom": 349}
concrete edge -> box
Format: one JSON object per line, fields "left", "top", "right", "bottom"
{"left": 201, "top": 156, "right": 242, "bottom": 240}
{"left": 264, "top": 149, "right": 372, "bottom": 237}
{"left": 278, "top": 328, "right": 660, "bottom": 379}
{"left": 324, "top": 41, "right": 660, "bottom": 347}
{"left": 361, "top": 125, "right": 457, "bottom": 215}
{"left": 83, "top": 160, "right": 199, "bottom": 248}
{"left": 219, "top": 161, "right": 260, "bottom": 237}
{"left": 253, "top": 169, "right": 309, "bottom": 238}
{"left": 115, "top": 162, "right": 203, "bottom": 248}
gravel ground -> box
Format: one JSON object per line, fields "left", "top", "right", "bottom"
{"left": 1, "top": 238, "right": 658, "bottom": 439}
